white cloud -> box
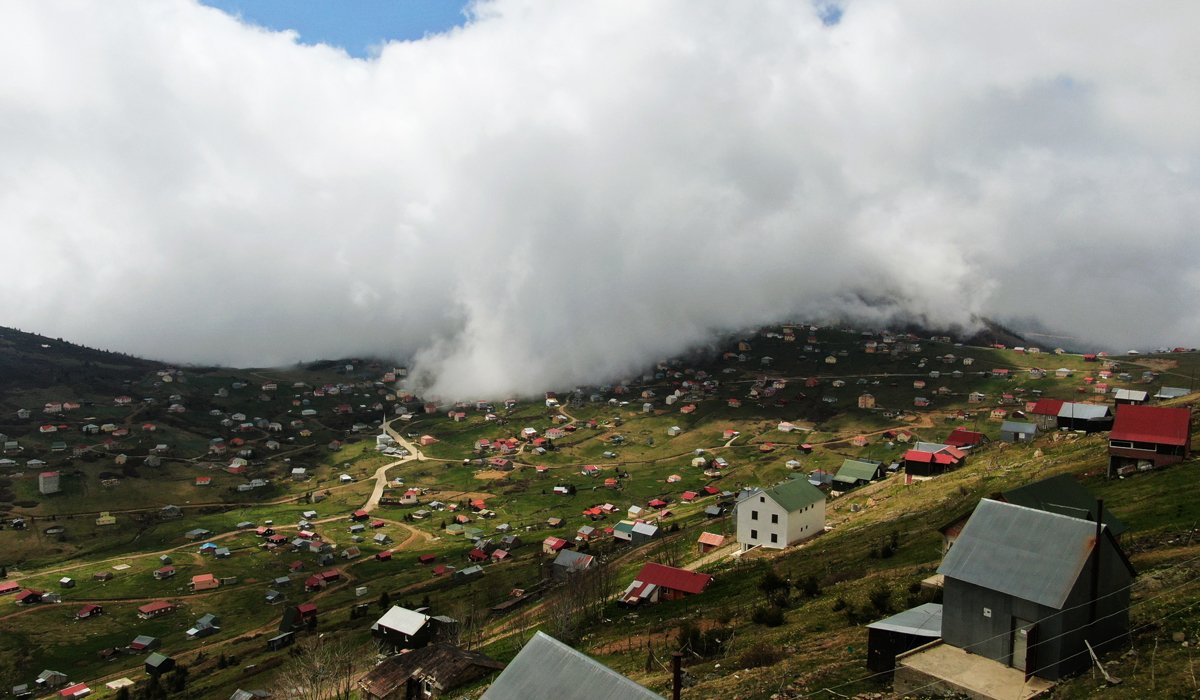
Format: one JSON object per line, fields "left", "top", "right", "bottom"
{"left": 1, "top": 0, "right": 1198, "bottom": 398}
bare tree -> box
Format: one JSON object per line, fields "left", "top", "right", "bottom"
{"left": 278, "top": 635, "right": 363, "bottom": 700}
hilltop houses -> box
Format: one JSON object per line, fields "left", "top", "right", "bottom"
{"left": 735, "top": 478, "right": 825, "bottom": 550}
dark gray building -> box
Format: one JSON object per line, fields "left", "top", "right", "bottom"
{"left": 999, "top": 420, "right": 1038, "bottom": 443}
{"left": 937, "top": 500, "right": 1135, "bottom": 681}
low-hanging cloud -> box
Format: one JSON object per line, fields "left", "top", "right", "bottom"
{"left": 1, "top": 1, "right": 1198, "bottom": 398}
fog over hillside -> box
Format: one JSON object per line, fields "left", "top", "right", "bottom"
{"left": 1, "top": 1, "right": 1198, "bottom": 398}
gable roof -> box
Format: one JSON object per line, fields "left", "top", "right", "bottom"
{"left": 697, "top": 532, "right": 725, "bottom": 547}
{"left": 1057, "top": 402, "right": 1111, "bottom": 420}
{"left": 944, "top": 428, "right": 985, "bottom": 447}
{"left": 1030, "top": 398, "right": 1065, "bottom": 416}
{"left": 553, "top": 549, "right": 594, "bottom": 571}
{"left": 834, "top": 459, "right": 881, "bottom": 484}
{"left": 481, "top": 632, "right": 663, "bottom": 700}
{"left": 1110, "top": 404, "right": 1191, "bottom": 446}
{"left": 633, "top": 562, "right": 712, "bottom": 595}
{"left": 1000, "top": 420, "right": 1037, "bottom": 434}
{"left": 371, "top": 606, "right": 429, "bottom": 636}
{"left": 760, "top": 478, "right": 825, "bottom": 513}
{"left": 937, "top": 499, "right": 1133, "bottom": 609}
{"left": 1000, "top": 474, "right": 1128, "bottom": 537}
{"left": 1113, "top": 388, "right": 1149, "bottom": 402}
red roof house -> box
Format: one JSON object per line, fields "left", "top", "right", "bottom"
{"left": 621, "top": 563, "right": 713, "bottom": 605}
{"left": 137, "top": 601, "right": 174, "bottom": 619}
{"left": 944, "top": 428, "right": 986, "bottom": 449}
{"left": 1109, "top": 405, "right": 1192, "bottom": 477}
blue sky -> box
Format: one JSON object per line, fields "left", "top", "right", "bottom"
{"left": 200, "top": 0, "right": 472, "bottom": 57}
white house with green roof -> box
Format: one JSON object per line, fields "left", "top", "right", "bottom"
{"left": 735, "top": 477, "right": 825, "bottom": 551}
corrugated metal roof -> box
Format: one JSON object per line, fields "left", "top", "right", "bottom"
{"left": 371, "top": 606, "right": 429, "bottom": 636}
{"left": 1111, "top": 404, "right": 1190, "bottom": 446}
{"left": 1056, "top": 402, "right": 1111, "bottom": 420}
{"left": 481, "top": 631, "right": 664, "bottom": 700}
{"left": 1000, "top": 420, "right": 1037, "bottom": 434}
{"left": 633, "top": 562, "right": 712, "bottom": 595}
{"left": 835, "top": 459, "right": 881, "bottom": 483}
{"left": 1155, "top": 387, "right": 1191, "bottom": 399}
{"left": 1112, "top": 388, "right": 1148, "bottom": 401}
{"left": 937, "top": 500, "right": 1103, "bottom": 609}
{"left": 1001, "top": 474, "right": 1128, "bottom": 537}
{"left": 867, "top": 602, "right": 942, "bottom": 636}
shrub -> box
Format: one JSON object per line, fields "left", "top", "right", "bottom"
{"left": 798, "top": 575, "right": 821, "bottom": 598}
{"left": 868, "top": 580, "right": 894, "bottom": 616}
{"left": 751, "top": 605, "right": 785, "bottom": 627}
{"left": 739, "top": 643, "right": 783, "bottom": 668}
{"left": 832, "top": 596, "right": 847, "bottom": 612}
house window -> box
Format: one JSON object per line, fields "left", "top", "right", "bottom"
{"left": 771, "top": 514, "right": 779, "bottom": 524}
{"left": 751, "top": 529, "right": 758, "bottom": 539}
{"left": 760, "top": 496, "right": 765, "bottom": 502}
{"left": 751, "top": 510, "right": 758, "bottom": 521}
{"left": 770, "top": 533, "right": 778, "bottom": 543}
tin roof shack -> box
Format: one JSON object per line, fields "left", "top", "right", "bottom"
{"left": 481, "top": 631, "right": 663, "bottom": 700}
{"left": 358, "top": 644, "right": 504, "bottom": 700}
{"left": 866, "top": 602, "right": 943, "bottom": 673}
{"left": 999, "top": 420, "right": 1038, "bottom": 443}
{"left": 832, "top": 459, "right": 884, "bottom": 492}
{"left": 370, "top": 606, "right": 457, "bottom": 653}
{"left": 936, "top": 500, "right": 1134, "bottom": 682}
{"left": 1108, "top": 404, "right": 1192, "bottom": 477}
{"left": 1055, "top": 402, "right": 1113, "bottom": 433}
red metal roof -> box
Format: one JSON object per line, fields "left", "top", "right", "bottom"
{"left": 1031, "top": 398, "right": 1065, "bottom": 416}
{"left": 633, "top": 562, "right": 712, "bottom": 595}
{"left": 904, "top": 450, "right": 934, "bottom": 463}
{"left": 944, "top": 428, "right": 984, "bottom": 447}
{"left": 1111, "top": 405, "right": 1191, "bottom": 446}
{"left": 137, "top": 601, "right": 173, "bottom": 614}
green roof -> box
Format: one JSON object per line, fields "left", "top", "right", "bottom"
{"left": 762, "top": 478, "right": 825, "bottom": 512}
{"left": 834, "top": 459, "right": 881, "bottom": 484}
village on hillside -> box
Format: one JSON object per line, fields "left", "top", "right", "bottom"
{"left": 0, "top": 324, "right": 1199, "bottom": 699}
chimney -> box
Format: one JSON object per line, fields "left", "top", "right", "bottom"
{"left": 1090, "top": 499, "right": 1104, "bottom": 624}
{"left": 672, "top": 651, "right": 683, "bottom": 700}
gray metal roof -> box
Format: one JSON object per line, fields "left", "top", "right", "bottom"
{"left": 1056, "top": 402, "right": 1111, "bottom": 420}
{"left": 867, "top": 602, "right": 942, "bottom": 637}
{"left": 938, "top": 500, "right": 1105, "bottom": 609}
{"left": 1000, "top": 420, "right": 1037, "bottom": 434}
{"left": 1155, "top": 386, "right": 1191, "bottom": 399}
{"left": 481, "top": 631, "right": 663, "bottom": 700}
{"left": 1112, "top": 389, "right": 1148, "bottom": 401}
{"left": 1000, "top": 474, "right": 1128, "bottom": 536}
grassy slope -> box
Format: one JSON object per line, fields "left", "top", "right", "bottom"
{"left": 2, "top": 326, "right": 1200, "bottom": 698}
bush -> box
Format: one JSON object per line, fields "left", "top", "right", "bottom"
{"left": 751, "top": 605, "right": 785, "bottom": 627}
{"left": 677, "top": 621, "right": 728, "bottom": 658}
{"left": 739, "top": 643, "right": 783, "bottom": 668}
{"left": 832, "top": 596, "right": 847, "bottom": 612}
{"left": 868, "top": 580, "right": 894, "bottom": 616}
{"left": 797, "top": 575, "right": 821, "bottom": 598}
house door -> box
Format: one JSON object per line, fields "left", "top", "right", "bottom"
{"left": 1011, "top": 618, "right": 1034, "bottom": 671}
